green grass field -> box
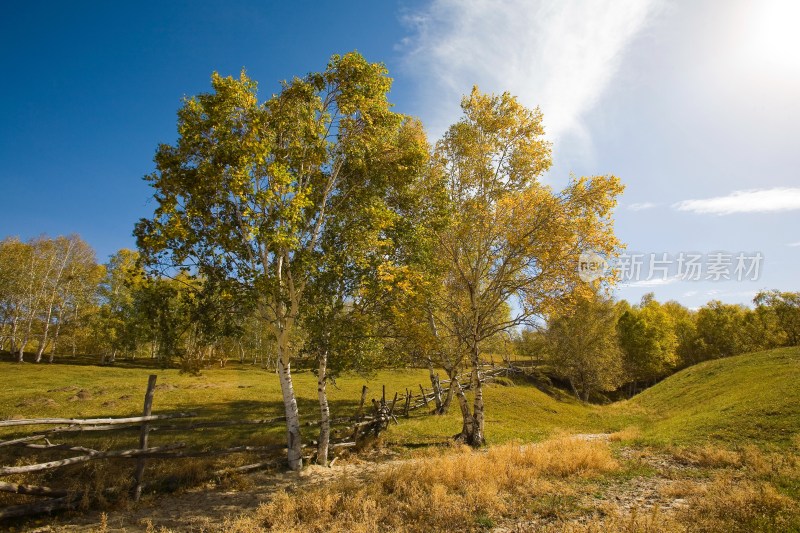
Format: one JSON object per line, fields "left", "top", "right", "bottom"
{"left": 1, "top": 346, "right": 798, "bottom": 451}
{"left": 612, "top": 346, "right": 800, "bottom": 448}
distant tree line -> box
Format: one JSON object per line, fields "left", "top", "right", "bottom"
{"left": 0, "top": 235, "right": 101, "bottom": 362}
{"left": 0, "top": 237, "right": 273, "bottom": 369}
{"left": 518, "top": 290, "right": 800, "bottom": 402}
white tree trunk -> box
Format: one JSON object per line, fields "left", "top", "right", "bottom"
{"left": 48, "top": 306, "right": 65, "bottom": 363}
{"left": 277, "top": 332, "right": 303, "bottom": 471}
{"left": 456, "top": 341, "right": 486, "bottom": 446}
{"left": 316, "top": 352, "right": 330, "bottom": 466}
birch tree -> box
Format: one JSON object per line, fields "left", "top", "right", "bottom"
{"left": 0, "top": 238, "right": 28, "bottom": 354}
{"left": 135, "top": 52, "right": 428, "bottom": 469}
{"left": 545, "top": 294, "right": 624, "bottom": 401}
{"left": 431, "top": 87, "right": 623, "bottom": 445}
{"left": 40, "top": 236, "right": 101, "bottom": 362}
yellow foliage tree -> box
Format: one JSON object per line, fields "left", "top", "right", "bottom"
{"left": 430, "top": 87, "right": 623, "bottom": 445}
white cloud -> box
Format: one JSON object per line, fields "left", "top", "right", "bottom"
{"left": 673, "top": 187, "right": 800, "bottom": 215}
{"left": 788, "top": 241, "right": 800, "bottom": 247}
{"left": 400, "top": 0, "right": 662, "bottom": 141}
{"left": 629, "top": 202, "right": 656, "bottom": 211}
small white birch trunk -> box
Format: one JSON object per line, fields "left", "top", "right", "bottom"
{"left": 453, "top": 376, "right": 475, "bottom": 441}
{"left": 48, "top": 307, "right": 65, "bottom": 363}
{"left": 277, "top": 332, "right": 303, "bottom": 471}
{"left": 316, "top": 351, "right": 330, "bottom": 466}
{"left": 441, "top": 367, "right": 456, "bottom": 414}
{"left": 17, "top": 322, "right": 31, "bottom": 363}
{"left": 35, "top": 315, "right": 52, "bottom": 363}
{"left": 8, "top": 315, "right": 19, "bottom": 354}
{"left": 469, "top": 341, "right": 486, "bottom": 446}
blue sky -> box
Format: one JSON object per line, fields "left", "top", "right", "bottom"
{"left": 1, "top": 0, "right": 798, "bottom": 308}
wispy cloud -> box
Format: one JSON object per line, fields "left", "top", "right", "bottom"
{"left": 788, "top": 241, "right": 800, "bottom": 247}
{"left": 673, "top": 187, "right": 800, "bottom": 215}
{"left": 629, "top": 202, "right": 656, "bottom": 211}
{"left": 400, "top": 0, "right": 662, "bottom": 141}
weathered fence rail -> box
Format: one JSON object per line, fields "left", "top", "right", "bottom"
{"left": 0, "top": 364, "right": 515, "bottom": 520}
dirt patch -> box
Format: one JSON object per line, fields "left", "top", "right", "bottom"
{"left": 67, "top": 390, "right": 91, "bottom": 402}
{"left": 15, "top": 398, "right": 59, "bottom": 408}
{"left": 155, "top": 384, "right": 178, "bottom": 392}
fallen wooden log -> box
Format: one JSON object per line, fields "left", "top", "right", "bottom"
{"left": 0, "top": 412, "right": 197, "bottom": 428}
{"left": 0, "top": 481, "right": 70, "bottom": 498}
{"left": 0, "top": 434, "right": 47, "bottom": 447}
{"left": 0, "top": 443, "right": 186, "bottom": 475}
{"left": 18, "top": 443, "right": 99, "bottom": 454}
{"left": 0, "top": 494, "right": 80, "bottom": 520}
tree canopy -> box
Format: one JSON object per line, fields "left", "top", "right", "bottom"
{"left": 134, "top": 52, "right": 431, "bottom": 469}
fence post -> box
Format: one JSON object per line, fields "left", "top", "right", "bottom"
{"left": 354, "top": 385, "right": 367, "bottom": 419}
{"left": 132, "top": 375, "right": 157, "bottom": 501}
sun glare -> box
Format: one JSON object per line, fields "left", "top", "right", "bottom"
{"left": 741, "top": 0, "right": 800, "bottom": 75}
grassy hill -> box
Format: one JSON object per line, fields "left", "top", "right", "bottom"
{"left": 612, "top": 346, "right": 800, "bottom": 448}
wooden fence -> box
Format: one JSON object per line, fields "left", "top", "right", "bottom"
{"left": 0, "top": 365, "right": 514, "bottom": 520}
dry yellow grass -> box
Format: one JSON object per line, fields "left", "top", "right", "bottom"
{"left": 218, "top": 438, "right": 800, "bottom": 533}
{"left": 223, "top": 436, "right": 619, "bottom": 532}
{"left": 681, "top": 476, "right": 798, "bottom": 532}
{"left": 671, "top": 444, "right": 741, "bottom": 468}
{"left": 608, "top": 426, "right": 642, "bottom": 443}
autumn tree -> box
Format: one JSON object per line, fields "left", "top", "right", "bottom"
{"left": 41, "top": 237, "right": 102, "bottom": 362}
{"left": 755, "top": 290, "right": 800, "bottom": 347}
{"left": 693, "top": 300, "right": 754, "bottom": 360}
{"left": 95, "top": 249, "right": 148, "bottom": 362}
{"left": 135, "top": 53, "right": 430, "bottom": 469}
{"left": 0, "top": 235, "right": 101, "bottom": 362}
{"left": 0, "top": 237, "right": 29, "bottom": 355}
{"left": 429, "top": 87, "right": 623, "bottom": 445}
{"left": 545, "top": 294, "right": 624, "bottom": 402}
{"left": 294, "top": 95, "right": 438, "bottom": 464}
{"left": 617, "top": 294, "right": 678, "bottom": 392}
{"left": 661, "top": 300, "right": 698, "bottom": 368}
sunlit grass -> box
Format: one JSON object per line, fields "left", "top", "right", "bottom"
{"left": 609, "top": 347, "right": 800, "bottom": 448}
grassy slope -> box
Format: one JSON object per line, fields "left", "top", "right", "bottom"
{"left": 0, "top": 362, "right": 442, "bottom": 449}
{"left": 0, "top": 359, "right": 603, "bottom": 450}
{"left": 614, "top": 346, "right": 800, "bottom": 447}
{"left": 1, "top": 346, "right": 798, "bottom": 450}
